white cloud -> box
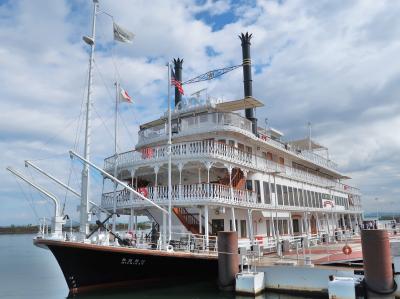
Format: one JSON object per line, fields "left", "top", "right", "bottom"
{"left": 1, "top": 0, "right": 400, "bottom": 225}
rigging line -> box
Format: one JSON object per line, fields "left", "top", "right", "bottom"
{"left": 94, "top": 56, "right": 135, "bottom": 143}
{"left": 111, "top": 41, "right": 123, "bottom": 83}
{"left": 92, "top": 60, "right": 129, "bottom": 151}
{"left": 31, "top": 103, "right": 89, "bottom": 162}
{"left": 93, "top": 52, "right": 142, "bottom": 148}
{"left": 68, "top": 58, "right": 90, "bottom": 160}
{"left": 93, "top": 59, "right": 116, "bottom": 103}
{"left": 13, "top": 176, "right": 40, "bottom": 222}
{"left": 61, "top": 162, "right": 74, "bottom": 216}
{"left": 92, "top": 60, "right": 123, "bottom": 144}
{"left": 72, "top": 61, "right": 91, "bottom": 152}
{"left": 118, "top": 111, "right": 136, "bottom": 144}
{"left": 62, "top": 66, "right": 89, "bottom": 215}
{"left": 91, "top": 104, "right": 123, "bottom": 152}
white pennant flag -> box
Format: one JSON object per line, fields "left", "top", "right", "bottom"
{"left": 113, "top": 22, "right": 134, "bottom": 43}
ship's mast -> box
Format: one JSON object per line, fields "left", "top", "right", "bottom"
{"left": 80, "top": 0, "right": 99, "bottom": 238}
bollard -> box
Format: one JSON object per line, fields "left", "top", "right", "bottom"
{"left": 218, "top": 231, "right": 239, "bottom": 291}
{"left": 361, "top": 229, "right": 396, "bottom": 298}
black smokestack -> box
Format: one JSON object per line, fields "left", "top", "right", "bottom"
{"left": 173, "top": 58, "right": 183, "bottom": 107}
{"left": 239, "top": 32, "right": 257, "bottom": 135}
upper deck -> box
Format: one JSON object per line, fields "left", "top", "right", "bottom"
{"left": 130, "top": 102, "right": 340, "bottom": 177}
{"left": 103, "top": 100, "right": 361, "bottom": 203}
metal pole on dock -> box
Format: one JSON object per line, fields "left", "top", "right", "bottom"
{"left": 361, "top": 229, "right": 396, "bottom": 298}
{"left": 218, "top": 231, "right": 239, "bottom": 291}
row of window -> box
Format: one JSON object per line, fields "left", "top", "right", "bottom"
{"left": 213, "top": 219, "right": 302, "bottom": 238}
{"left": 218, "top": 138, "right": 286, "bottom": 165}
{"left": 247, "top": 180, "right": 349, "bottom": 209}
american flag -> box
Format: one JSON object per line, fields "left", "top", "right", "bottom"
{"left": 171, "top": 68, "right": 184, "bottom": 95}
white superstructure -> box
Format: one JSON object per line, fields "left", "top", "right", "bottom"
{"left": 101, "top": 97, "right": 363, "bottom": 250}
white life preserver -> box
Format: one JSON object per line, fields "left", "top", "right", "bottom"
{"left": 166, "top": 244, "right": 174, "bottom": 252}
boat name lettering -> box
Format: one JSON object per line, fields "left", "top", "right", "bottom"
{"left": 121, "top": 257, "right": 146, "bottom": 266}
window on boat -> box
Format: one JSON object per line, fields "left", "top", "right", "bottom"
{"left": 212, "top": 219, "right": 224, "bottom": 235}
{"left": 238, "top": 143, "right": 245, "bottom": 151}
{"left": 218, "top": 139, "right": 226, "bottom": 144}
{"left": 246, "top": 146, "right": 252, "bottom": 154}
{"left": 293, "top": 188, "right": 299, "bottom": 206}
{"left": 283, "top": 185, "right": 289, "bottom": 205}
{"left": 187, "top": 116, "right": 196, "bottom": 126}
{"left": 240, "top": 220, "right": 247, "bottom": 238}
{"left": 278, "top": 157, "right": 284, "bottom": 165}
{"left": 199, "top": 114, "right": 208, "bottom": 123}
{"left": 229, "top": 220, "right": 238, "bottom": 232}
{"left": 311, "top": 191, "right": 316, "bottom": 207}
{"left": 317, "top": 193, "right": 322, "bottom": 208}
{"left": 288, "top": 187, "right": 294, "bottom": 206}
{"left": 307, "top": 190, "right": 312, "bottom": 207}
{"left": 275, "top": 219, "right": 289, "bottom": 235}
{"left": 270, "top": 182, "right": 275, "bottom": 193}
{"left": 276, "top": 184, "right": 283, "bottom": 205}
{"left": 246, "top": 180, "right": 253, "bottom": 191}
{"left": 228, "top": 140, "right": 235, "bottom": 147}
{"left": 253, "top": 221, "right": 258, "bottom": 236}
{"left": 223, "top": 113, "right": 232, "bottom": 125}
{"left": 292, "top": 218, "right": 300, "bottom": 234}
{"left": 255, "top": 180, "right": 261, "bottom": 203}
{"left": 303, "top": 189, "right": 308, "bottom": 207}
{"left": 265, "top": 220, "right": 271, "bottom": 237}
{"left": 299, "top": 189, "right": 304, "bottom": 207}
{"left": 267, "top": 152, "right": 273, "bottom": 161}
{"left": 263, "top": 181, "right": 271, "bottom": 204}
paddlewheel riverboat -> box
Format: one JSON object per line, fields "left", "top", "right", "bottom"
{"left": 7, "top": 0, "right": 363, "bottom": 294}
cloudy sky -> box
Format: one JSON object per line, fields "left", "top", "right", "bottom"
{"left": 1, "top": 0, "right": 399, "bottom": 226}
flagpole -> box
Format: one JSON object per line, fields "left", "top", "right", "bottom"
{"left": 80, "top": 0, "right": 99, "bottom": 239}
{"left": 112, "top": 81, "right": 119, "bottom": 233}
{"left": 167, "top": 62, "right": 172, "bottom": 243}
{"left": 114, "top": 81, "right": 119, "bottom": 155}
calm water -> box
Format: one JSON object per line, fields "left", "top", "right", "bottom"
{"left": 0, "top": 234, "right": 313, "bottom": 299}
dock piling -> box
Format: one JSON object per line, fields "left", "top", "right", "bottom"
{"left": 361, "top": 229, "right": 396, "bottom": 298}
{"left": 218, "top": 231, "right": 239, "bottom": 291}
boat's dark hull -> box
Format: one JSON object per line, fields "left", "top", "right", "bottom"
{"left": 34, "top": 239, "right": 218, "bottom": 294}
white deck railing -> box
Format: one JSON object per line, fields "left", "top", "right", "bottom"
{"left": 104, "top": 140, "right": 360, "bottom": 196}
{"left": 101, "top": 183, "right": 361, "bottom": 212}
{"left": 102, "top": 183, "right": 259, "bottom": 210}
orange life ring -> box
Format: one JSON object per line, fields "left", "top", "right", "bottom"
{"left": 342, "top": 245, "right": 352, "bottom": 255}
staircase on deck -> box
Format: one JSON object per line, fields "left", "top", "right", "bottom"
{"left": 173, "top": 168, "right": 245, "bottom": 235}
{"left": 173, "top": 207, "right": 204, "bottom": 235}
{"left": 219, "top": 168, "right": 245, "bottom": 189}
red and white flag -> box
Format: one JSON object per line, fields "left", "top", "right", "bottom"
{"left": 120, "top": 87, "right": 132, "bottom": 103}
